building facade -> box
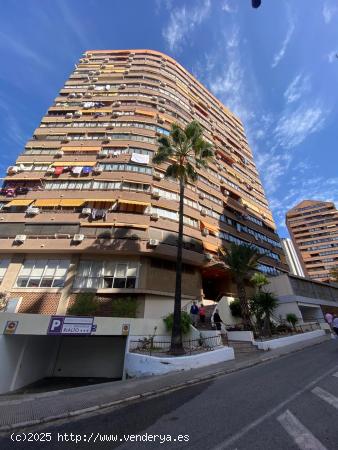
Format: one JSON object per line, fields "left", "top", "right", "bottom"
{"left": 286, "top": 200, "right": 338, "bottom": 283}
{"left": 281, "top": 238, "right": 305, "bottom": 277}
{"left": 0, "top": 49, "right": 287, "bottom": 317}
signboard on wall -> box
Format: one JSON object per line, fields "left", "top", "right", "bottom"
{"left": 4, "top": 321, "right": 18, "bottom": 335}
{"left": 121, "top": 323, "right": 130, "bottom": 336}
{"left": 47, "top": 316, "right": 97, "bottom": 335}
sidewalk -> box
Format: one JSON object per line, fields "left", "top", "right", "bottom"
{"left": 0, "top": 334, "right": 330, "bottom": 432}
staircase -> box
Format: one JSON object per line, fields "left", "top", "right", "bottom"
{"left": 195, "top": 304, "right": 216, "bottom": 331}
{"left": 228, "top": 340, "right": 263, "bottom": 357}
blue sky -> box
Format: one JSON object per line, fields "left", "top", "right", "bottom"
{"left": 0, "top": 0, "right": 337, "bottom": 237}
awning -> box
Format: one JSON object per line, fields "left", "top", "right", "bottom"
{"left": 113, "top": 223, "right": 148, "bottom": 229}
{"left": 203, "top": 241, "right": 219, "bottom": 253}
{"left": 33, "top": 199, "right": 61, "bottom": 207}
{"left": 241, "top": 199, "right": 261, "bottom": 214}
{"left": 61, "top": 146, "right": 101, "bottom": 152}
{"left": 81, "top": 109, "right": 112, "bottom": 114}
{"left": 59, "top": 199, "right": 85, "bottom": 207}
{"left": 200, "top": 221, "right": 219, "bottom": 233}
{"left": 52, "top": 162, "right": 96, "bottom": 167}
{"left": 3, "top": 199, "right": 34, "bottom": 207}
{"left": 135, "top": 109, "right": 156, "bottom": 117}
{"left": 117, "top": 199, "right": 150, "bottom": 207}
{"left": 85, "top": 198, "right": 115, "bottom": 203}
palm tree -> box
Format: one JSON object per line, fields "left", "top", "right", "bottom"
{"left": 251, "top": 291, "right": 278, "bottom": 337}
{"left": 220, "top": 243, "right": 260, "bottom": 329}
{"left": 250, "top": 272, "right": 269, "bottom": 292}
{"left": 153, "top": 121, "right": 213, "bottom": 354}
{"left": 286, "top": 313, "right": 298, "bottom": 332}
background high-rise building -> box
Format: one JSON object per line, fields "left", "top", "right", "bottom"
{"left": 0, "top": 49, "right": 287, "bottom": 316}
{"left": 281, "top": 238, "right": 305, "bottom": 277}
{"left": 286, "top": 200, "right": 338, "bottom": 282}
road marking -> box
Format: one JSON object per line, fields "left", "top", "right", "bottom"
{"left": 312, "top": 386, "right": 338, "bottom": 409}
{"left": 211, "top": 364, "right": 338, "bottom": 450}
{"left": 277, "top": 410, "right": 327, "bottom": 450}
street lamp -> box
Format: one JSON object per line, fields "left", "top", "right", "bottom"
{"left": 252, "top": 0, "right": 261, "bottom": 7}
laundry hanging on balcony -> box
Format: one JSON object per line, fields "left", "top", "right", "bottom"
{"left": 130, "top": 153, "right": 149, "bottom": 165}
{"left": 54, "top": 166, "right": 64, "bottom": 176}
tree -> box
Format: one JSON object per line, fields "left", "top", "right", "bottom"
{"left": 286, "top": 313, "right": 298, "bottom": 331}
{"left": 220, "top": 243, "right": 261, "bottom": 329}
{"left": 329, "top": 267, "right": 338, "bottom": 282}
{"left": 251, "top": 291, "right": 278, "bottom": 337}
{"left": 153, "top": 121, "right": 213, "bottom": 354}
{"left": 250, "top": 272, "right": 269, "bottom": 292}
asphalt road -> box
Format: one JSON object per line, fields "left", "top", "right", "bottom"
{"left": 1, "top": 340, "right": 338, "bottom": 450}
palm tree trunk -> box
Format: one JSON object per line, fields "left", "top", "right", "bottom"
{"left": 170, "top": 178, "right": 185, "bottom": 354}
{"left": 264, "top": 313, "right": 271, "bottom": 337}
{"left": 236, "top": 279, "right": 252, "bottom": 330}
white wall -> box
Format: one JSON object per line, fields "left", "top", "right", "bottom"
{"left": 53, "top": 336, "right": 126, "bottom": 378}
{"left": 0, "top": 335, "right": 60, "bottom": 394}
{"left": 143, "top": 296, "right": 191, "bottom": 319}
{"left": 254, "top": 330, "right": 325, "bottom": 350}
{"left": 125, "top": 346, "right": 235, "bottom": 378}
{"left": 217, "top": 297, "right": 241, "bottom": 326}
{"left": 274, "top": 302, "right": 303, "bottom": 322}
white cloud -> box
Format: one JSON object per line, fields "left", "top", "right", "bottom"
{"left": 271, "top": 14, "right": 295, "bottom": 68}
{"left": 284, "top": 73, "right": 311, "bottom": 104}
{"left": 221, "top": 0, "right": 238, "bottom": 14}
{"left": 163, "top": 0, "right": 211, "bottom": 52}
{"left": 322, "top": 2, "right": 338, "bottom": 23}
{"left": 57, "top": 0, "right": 90, "bottom": 49}
{"left": 274, "top": 104, "right": 328, "bottom": 149}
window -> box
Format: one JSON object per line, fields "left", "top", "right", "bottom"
{"left": 16, "top": 259, "right": 70, "bottom": 288}
{"left": 0, "top": 259, "right": 10, "bottom": 283}
{"left": 73, "top": 260, "right": 139, "bottom": 289}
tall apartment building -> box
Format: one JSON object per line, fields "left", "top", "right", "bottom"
{"left": 0, "top": 49, "right": 287, "bottom": 317}
{"left": 281, "top": 238, "right": 305, "bottom": 277}
{"left": 286, "top": 200, "right": 338, "bottom": 282}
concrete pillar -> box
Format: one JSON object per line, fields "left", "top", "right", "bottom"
{"left": 56, "top": 254, "right": 79, "bottom": 315}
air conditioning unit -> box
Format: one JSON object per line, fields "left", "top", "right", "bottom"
{"left": 73, "top": 234, "right": 85, "bottom": 243}
{"left": 112, "top": 112, "right": 120, "bottom": 118}
{"left": 158, "top": 107, "right": 165, "bottom": 113}
{"left": 98, "top": 150, "right": 109, "bottom": 158}
{"left": 93, "top": 166, "right": 102, "bottom": 174}
{"left": 88, "top": 85, "right": 95, "bottom": 90}
{"left": 201, "top": 229, "right": 209, "bottom": 237}
{"left": 150, "top": 213, "right": 159, "bottom": 221}
{"left": 151, "top": 190, "right": 161, "bottom": 199}
{"left": 102, "top": 137, "right": 111, "bottom": 144}
{"left": 14, "top": 235, "right": 26, "bottom": 244}
{"left": 26, "top": 207, "right": 40, "bottom": 216}
{"left": 68, "top": 93, "right": 76, "bottom": 99}
{"left": 46, "top": 167, "right": 55, "bottom": 173}
{"left": 61, "top": 137, "right": 70, "bottom": 143}
{"left": 76, "top": 93, "right": 83, "bottom": 99}
{"left": 104, "top": 58, "right": 109, "bottom": 62}
{"left": 153, "top": 172, "right": 163, "bottom": 181}
{"left": 95, "top": 70, "right": 101, "bottom": 75}
{"left": 74, "top": 111, "right": 82, "bottom": 117}
{"left": 119, "top": 84, "right": 127, "bottom": 89}
{"left": 205, "top": 253, "right": 213, "bottom": 261}
{"left": 55, "top": 150, "right": 64, "bottom": 157}
{"left": 92, "top": 77, "right": 98, "bottom": 82}
{"left": 200, "top": 208, "right": 207, "bottom": 216}
{"left": 199, "top": 192, "right": 205, "bottom": 200}
{"left": 81, "top": 207, "right": 92, "bottom": 215}
{"left": 158, "top": 98, "right": 166, "bottom": 104}
{"left": 148, "top": 239, "right": 159, "bottom": 247}
{"left": 7, "top": 166, "right": 18, "bottom": 174}
{"left": 85, "top": 93, "right": 92, "bottom": 98}
{"left": 89, "top": 70, "right": 95, "bottom": 75}
{"left": 113, "top": 101, "right": 121, "bottom": 107}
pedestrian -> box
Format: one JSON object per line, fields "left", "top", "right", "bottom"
{"left": 213, "top": 309, "right": 223, "bottom": 331}
{"left": 199, "top": 304, "right": 206, "bottom": 323}
{"left": 190, "top": 301, "right": 199, "bottom": 327}
{"left": 325, "top": 312, "right": 333, "bottom": 328}
{"left": 332, "top": 315, "right": 338, "bottom": 337}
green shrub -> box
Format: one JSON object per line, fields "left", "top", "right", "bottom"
{"left": 163, "top": 311, "right": 191, "bottom": 335}
{"left": 286, "top": 313, "right": 298, "bottom": 328}
{"left": 111, "top": 296, "right": 138, "bottom": 318}
{"left": 68, "top": 293, "right": 99, "bottom": 316}
{"left": 229, "top": 299, "right": 242, "bottom": 317}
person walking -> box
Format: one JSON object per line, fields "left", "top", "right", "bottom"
{"left": 199, "top": 304, "right": 206, "bottom": 324}
{"left": 190, "top": 301, "right": 199, "bottom": 327}
{"left": 325, "top": 312, "right": 333, "bottom": 328}
{"left": 213, "top": 309, "right": 223, "bottom": 331}
{"left": 332, "top": 315, "right": 338, "bottom": 337}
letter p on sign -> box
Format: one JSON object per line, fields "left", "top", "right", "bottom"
{"left": 47, "top": 316, "right": 64, "bottom": 334}
{"left": 51, "top": 319, "right": 61, "bottom": 331}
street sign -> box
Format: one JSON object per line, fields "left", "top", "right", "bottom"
{"left": 47, "top": 316, "right": 96, "bottom": 335}
{"left": 4, "top": 320, "right": 18, "bottom": 335}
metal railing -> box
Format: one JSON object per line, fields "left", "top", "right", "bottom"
{"left": 129, "top": 335, "right": 223, "bottom": 356}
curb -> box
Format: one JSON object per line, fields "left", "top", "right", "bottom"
{"left": 0, "top": 336, "right": 329, "bottom": 432}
